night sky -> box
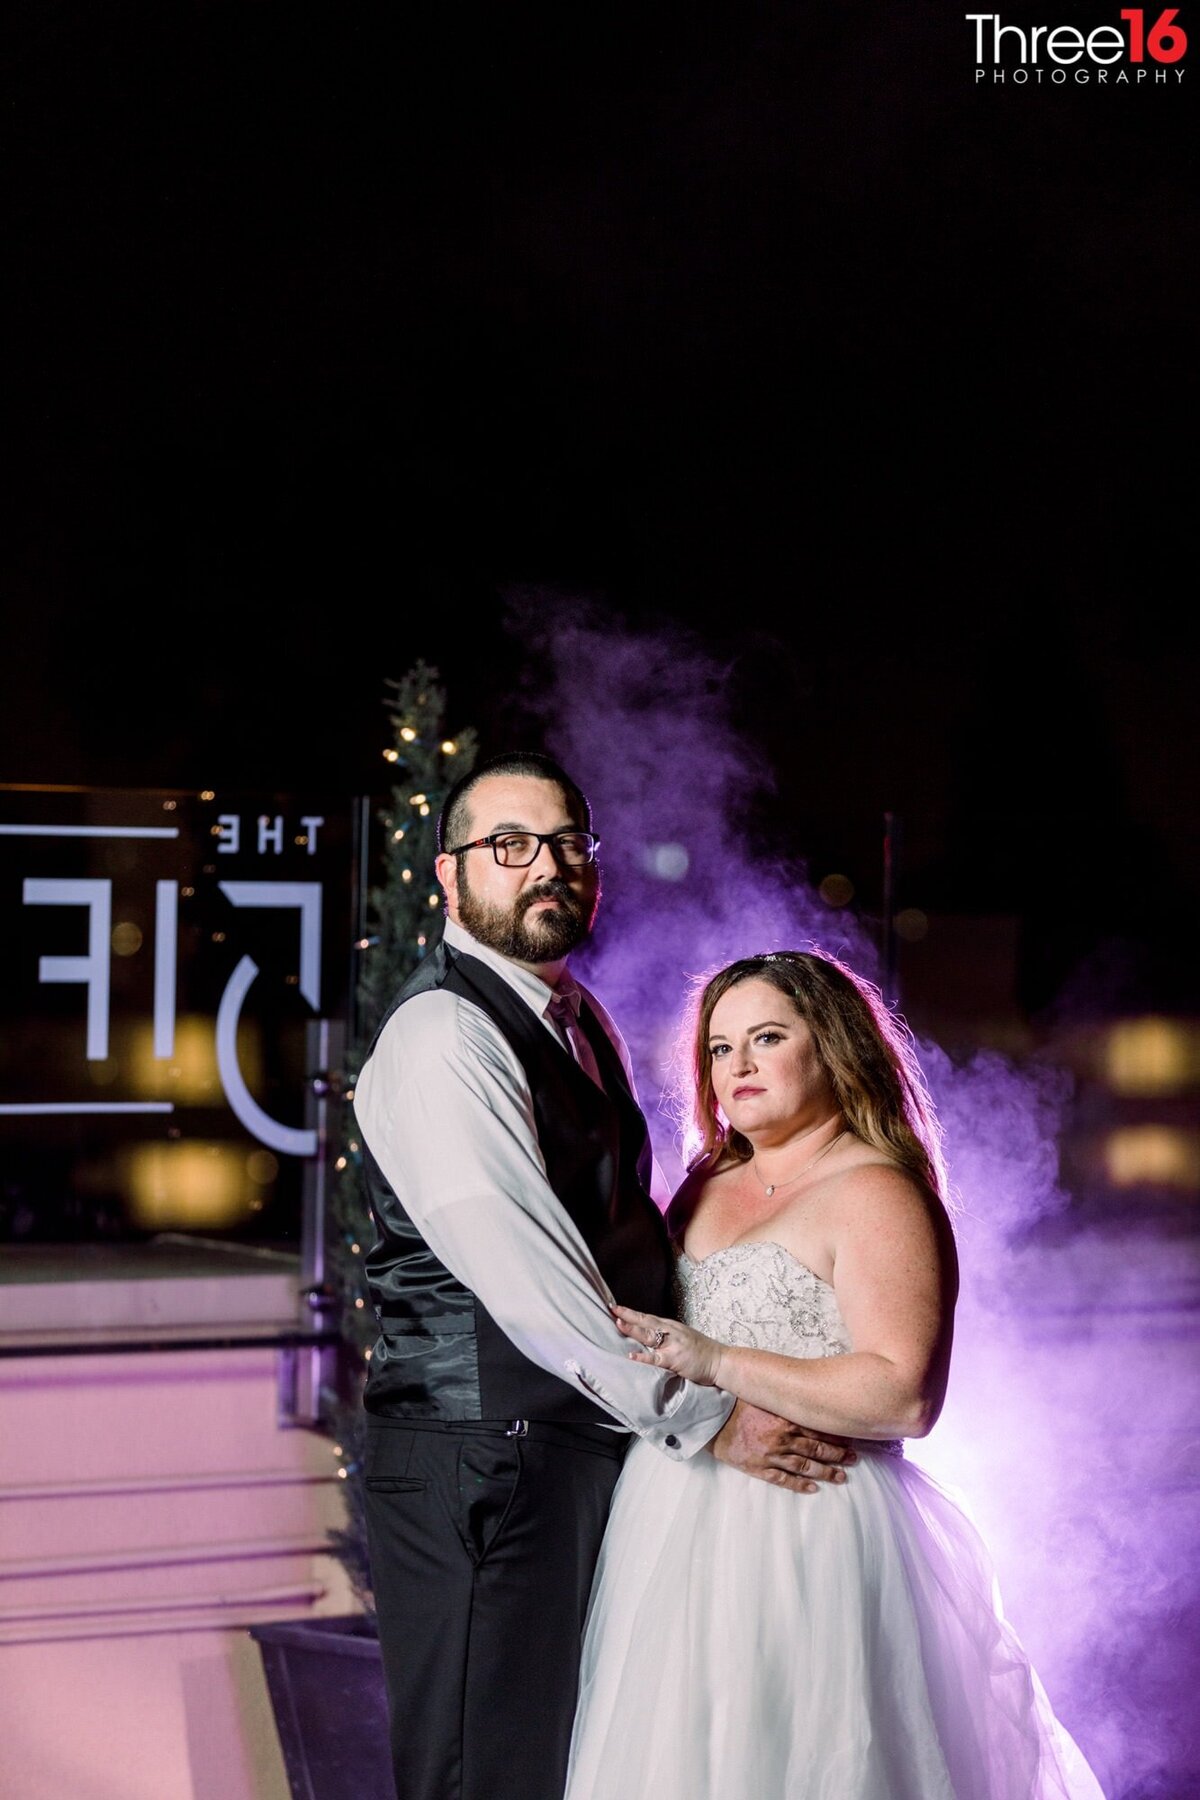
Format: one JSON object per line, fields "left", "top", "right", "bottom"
{"left": 4, "top": 3, "right": 1196, "bottom": 1021}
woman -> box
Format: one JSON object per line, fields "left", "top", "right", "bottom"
{"left": 564, "top": 949, "right": 1105, "bottom": 1800}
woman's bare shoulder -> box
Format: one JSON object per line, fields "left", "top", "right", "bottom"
{"left": 824, "top": 1153, "right": 938, "bottom": 1217}
{"left": 823, "top": 1155, "right": 958, "bottom": 1279}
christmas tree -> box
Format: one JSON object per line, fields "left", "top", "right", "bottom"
{"left": 323, "top": 661, "right": 477, "bottom": 1614}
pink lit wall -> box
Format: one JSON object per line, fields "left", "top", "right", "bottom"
{"left": 0, "top": 1301, "right": 355, "bottom": 1799}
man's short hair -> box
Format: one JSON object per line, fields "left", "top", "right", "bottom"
{"left": 437, "top": 751, "right": 592, "bottom": 854}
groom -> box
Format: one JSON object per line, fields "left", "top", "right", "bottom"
{"left": 352, "top": 750, "right": 853, "bottom": 1800}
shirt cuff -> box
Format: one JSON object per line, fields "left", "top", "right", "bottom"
{"left": 563, "top": 1360, "right": 736, "bottom": 1459}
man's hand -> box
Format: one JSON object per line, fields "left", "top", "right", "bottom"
{"left": 707, "top": 1399, "right": 857, "bottom": 1494}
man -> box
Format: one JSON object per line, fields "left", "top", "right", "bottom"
{"left": 353, "top": 750, "right": 851, "bottom": 1800}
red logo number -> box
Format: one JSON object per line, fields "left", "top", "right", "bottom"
{"left": 1120, "top": 8, "right": 1188, "bottom": 62}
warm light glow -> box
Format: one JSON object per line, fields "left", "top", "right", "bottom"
{"left": 419, "top": 804, "right": 431, "bottom": 816}
{"left": 383, "top": 748, "right": 400, "bottom": 763}
{"left": 428, "top": 893, "right": 439, "bottom": 907}
{"left": 401, "top": 869, "right": 413, "bottom": 883}
{"left": 247, "top": 1149, "right": 278, "bottom": 1185}
{"left": 1104, "top": 1126, "right": 1200, "bottom": 1190}
{"left": 199, "top": 790, "right": 215, "bottom": 802}
{"left": 441, "top": 740, "right": 457, "bottom": 755}
{"left": 399, "top": 727, "right": 417, "bottom": 742}
{"left": 894, "top": 908, "right": 929, "bottom": 942}
{"left": 393, "top": 829, "right": 405, "bottom": 841}
{"left": 1104, "top": 1017, "right": 1200, "bottom": 1097}
{"left": 111, "top": 921, "right": 143, "bottom": 957}
{"left": 409, "top": 793, "right": 427, "bottom": 806}
{"left": 335, "top": 1155, "right": 347, "bottom": 1171}
{"left": 129, "top": 1014, "right": 251, "bottom": 1101}
{"left": 122, "top": 1141, "right": 256, "bottom": 1229}
{"left": 819, "top": 873, "right": 855, "bottom": 908}
{"left": 162, "top": 800, "right": 177, "bottom": 811}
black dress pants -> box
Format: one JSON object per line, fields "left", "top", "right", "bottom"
{"left": 363, "top": 1415, "right": 629, "bottom": 1800}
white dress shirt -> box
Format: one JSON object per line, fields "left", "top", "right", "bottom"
{"left": 352, "top": 916, "right": 734, "bottom": 1459}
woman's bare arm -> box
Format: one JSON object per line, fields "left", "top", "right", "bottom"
{"left": 617, "top": 1166, "right": 958, "bottom": 1441}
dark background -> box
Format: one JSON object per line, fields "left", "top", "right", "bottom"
{"left": 4, "top": 2, "right": 1196, "bottom": 1028}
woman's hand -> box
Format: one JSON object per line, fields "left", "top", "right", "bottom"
{"left": 612, "top": 1305, "right": 724, "bottom": 1386}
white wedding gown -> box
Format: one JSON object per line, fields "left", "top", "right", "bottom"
{"left": 565, "top": 1242, "right": 1105, "bottom": 1800}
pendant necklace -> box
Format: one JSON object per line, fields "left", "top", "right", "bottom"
{"left": 752, "top": 1129, "right": 846, "bottom": 1197}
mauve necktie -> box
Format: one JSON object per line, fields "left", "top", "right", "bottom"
{"left": 546, "top": 991, "right": 606, "bottom": 1092}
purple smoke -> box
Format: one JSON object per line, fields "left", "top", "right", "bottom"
{"left": 502, "top": 588, "right": 1197, "bottom": 1800}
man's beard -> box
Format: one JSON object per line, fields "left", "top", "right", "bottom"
{"left": 457, "top": 871, "right": 598, "bottom": 963}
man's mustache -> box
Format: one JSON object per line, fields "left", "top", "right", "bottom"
{"left": 518, "top": 880, "right": 583, "bottom": 917}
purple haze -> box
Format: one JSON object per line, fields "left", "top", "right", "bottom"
{"left": 502, "top": 588, "right": 1199, "bottom": 1800}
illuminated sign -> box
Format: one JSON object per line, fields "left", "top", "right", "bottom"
{"left": 0, "top": 787, "right": 357, "bottom": 1240}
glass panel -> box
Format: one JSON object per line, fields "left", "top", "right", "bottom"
{"left": 0, "top": 785, "right": 355, "bottom": 1248}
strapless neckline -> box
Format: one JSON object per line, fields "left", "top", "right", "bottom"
{"left": 673, "top": 1238, "right": 902, "bottom": 1458}
{"left": 678, "top": 1239, "right": 833, "bottom": 1295}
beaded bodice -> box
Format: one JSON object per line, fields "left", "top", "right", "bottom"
{"left": 675, "top": 1240, "right": 903, "bottom": 1457}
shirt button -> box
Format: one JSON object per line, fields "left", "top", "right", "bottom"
{"left": 665, "top": 1434, "right": 679, "bottom": 1449}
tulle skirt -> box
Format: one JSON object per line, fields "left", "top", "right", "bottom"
{"left": 564, "top": 1438, "right": 1104, "bottom": 1800}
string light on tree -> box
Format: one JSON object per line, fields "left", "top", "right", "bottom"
{"left": 323, "top": 659, "right": 477, "bottom": 1617}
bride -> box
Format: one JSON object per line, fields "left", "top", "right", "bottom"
{"left": 564, "top": 949, "right": 1105, "bottom": 1800}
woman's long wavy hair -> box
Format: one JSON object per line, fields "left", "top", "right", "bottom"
{"left": 684, "top": 949, "right": 950, "bottom": 1208}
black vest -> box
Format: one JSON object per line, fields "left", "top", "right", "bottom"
{"left": 358, "top": 940, "right": 674, "bottom": 1425}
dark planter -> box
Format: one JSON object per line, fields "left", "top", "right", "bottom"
{"left": 250, "top": 1614, "right": 393, "bottom": 1800}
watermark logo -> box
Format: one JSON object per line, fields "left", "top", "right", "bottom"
{"left": 967, "top": 8, "right": 1188, "bottom": 81}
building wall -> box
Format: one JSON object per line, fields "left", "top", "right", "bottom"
{"left": 0, "top": 1264, "right": 358, "bottom": 1800}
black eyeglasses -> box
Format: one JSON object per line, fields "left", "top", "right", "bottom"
{"left": 444, "top": 830, "right": 601, "bottom": 867}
